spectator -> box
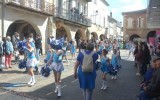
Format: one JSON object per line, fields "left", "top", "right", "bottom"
{"left": 35, "top": 34, "right": 42, "bottom": 61}
{"left": 139, "top": 58, "right": 160, "bottom": 100}
{"left": 4, "top": 36, "right": 14, "bottom": 69}
{"left": 12, "top": 32, "right": 20, "bottom": 49}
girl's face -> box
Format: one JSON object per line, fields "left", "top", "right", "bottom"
{"left": 102, "top": 51, "right": 105, "bottom": 56}
{"left": 102, "top": 51, "right": 107, "bottom": 56}
{"left": 113, "top": 50, "right": 116, "bottom": 54}
{"left": 151, "top": 61, "right": 156, "bottom": 68}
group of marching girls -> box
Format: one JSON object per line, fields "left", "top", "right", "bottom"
{"left": 96, "top": 39, "right": 121, "bottom": 90}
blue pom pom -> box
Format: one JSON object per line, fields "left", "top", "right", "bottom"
{"left": 18, "top": 60, "right": 27, "bottom": 69}
{"left": 40, "top": 66, "right": 51, "bottom": 77}
{"left": 95, "top": 61, "right": 101, "bottom": 70}
{"left": 50, "top": 38, "right": 64, "bottom": 50}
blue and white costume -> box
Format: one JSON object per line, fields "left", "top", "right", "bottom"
{"left": 100, "top": 56, "right": 110, "bottom": 73}
{"left": 62, "top": 45, "right": 67, "bottom": 56}
{"left": 111, "top": 54, "right": 118, "bottom": 69}
{"left": 49, "top": 52, "right": 64, "bottom": 72}
{"left": 26, "top": 49, "right": 37, "bottom": 68}
{"left": 97, "top": 45, "right": 104, "bottom": 55}
{"left": 70, "top": 44, "right": 76, "bottom": 54}
{"left": 44, "top": 50, "right": 52, "bottom": 63}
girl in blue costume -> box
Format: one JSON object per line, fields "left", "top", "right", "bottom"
{"left": 100, "top": 49, "right": 110, "bottom": 90}
{"left": 74, "top": 43, "right": 98, "bottom": 100}
{"left": 111, "top": 49, "right": 118, "bottom": 80}
{"left": 25, "top": 41, "right": 37, "bottom": 86}
{"left": 44, "top": 45, "right": 53, "bottom": 63}
{"left": 70, "top": 41, "right": 76, "bottom": 60}
{"left": 97, "top": 41, "right": 104, "bottom": 57}
{"left": 47, "top": 46, "right": 64, "bottom": 97}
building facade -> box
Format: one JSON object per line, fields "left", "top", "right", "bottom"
{"left": 87, "top": 0, "right": 109, "bottom": 40}
{"left": 122, "top": 9, "right": 155, "bottom": 41}
{"left": 108, "top": 13, "right": 123, "bottom": 41}
{"left": 0, "top": 0, "right": 54, "bottom": 53}
{"left": 53, "top": 0, "right": 91, "bottom": 43}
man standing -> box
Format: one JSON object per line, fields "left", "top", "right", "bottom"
{"left": 12, "top": 32, "right": 20, "bottom": 49}
{"left": 35, "top": 34, "right": 42, "bottom": 62}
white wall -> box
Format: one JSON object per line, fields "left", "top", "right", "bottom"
{"left": 88, "top": 1, "right": 109, "bottom": 28}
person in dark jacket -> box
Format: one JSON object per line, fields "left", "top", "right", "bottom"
{"left": 139, "top": 58, "right": 160, "bottom": 100}
{"left": 141, "top": 44, "right": 151, "bottom": 75}
{"left": 136, "top": 44, "right": 144, "bottom": 76}
{"left": 35, "top": 34, "right": 42, "bottom": 61}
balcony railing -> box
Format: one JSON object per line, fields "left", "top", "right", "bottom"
{"left": 54, "top": 7, "right": 91, "bottom": 27}
{"left": 5, "top": 0, "right": 54, "bottom": 16}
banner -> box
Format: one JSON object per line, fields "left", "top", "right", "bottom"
{"left": 156, "top": 30, "right": 160, "bottom": 35}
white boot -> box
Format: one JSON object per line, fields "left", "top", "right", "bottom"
{"left": 54, "top": 83, "right": 58, "bottom": 93}
{"left": 29, "top": 77, "right": 36, "bottom": 86}
{"left": 101, "top": 80, "right": 104, "bottom": 90}
{"left": 28, "top": 77, "right": 32, "bottom": 85}
{"left": 57, "top": 85, "right": 61, "bottom": 97}
{"left": 103, "top": 81, "right": 108, "bottom": 90}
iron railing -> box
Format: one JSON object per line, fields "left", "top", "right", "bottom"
{"left": 54, "top": 7, "right": 91, "bottom": 27}
{"left": 5, "top": 0, "right": 54, "bottom": 15}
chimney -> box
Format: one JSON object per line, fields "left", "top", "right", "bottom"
{"left": 110, "top": 12, "right": 112, "bottom": 17}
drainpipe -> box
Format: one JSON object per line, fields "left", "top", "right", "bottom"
{"left": 1, "top": 0, "right": 4, "bottom": 37}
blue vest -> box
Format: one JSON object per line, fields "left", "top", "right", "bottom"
{"left": 52, "top": 52, "right": 62, "bottom": 63}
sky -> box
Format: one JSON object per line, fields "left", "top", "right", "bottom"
{"left": 107, "top": 0, "right": 148, "bottom": 22}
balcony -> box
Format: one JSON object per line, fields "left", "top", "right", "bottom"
{"left": 54, "top": 7, "right": 91, "bottom": 27}
{"left": 5, "top": 0, "right": 54, "bottom": 16}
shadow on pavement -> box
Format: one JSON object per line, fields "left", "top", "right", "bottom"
{"left": 0, "top": 70, "right": 24, "bottom": 74}
{"left": 0, "top": 83, "right": 27, "bottom": 88}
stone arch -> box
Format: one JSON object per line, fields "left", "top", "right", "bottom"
{"left": 129, "top": 34, "right": 140, "bottom": 41}
{"left": 85, "top": 29, "right": 90, "bottom": 40}
{"left": 75, "top": 29, "right": 86, "bottom": 40}
{"left": 6, "top": 20, "right": 41, "bottom": 40}
{"left": 91, "top": 32, "right": 98, "bottom": 40}
{"left": 55, "top": 21, "right": 71, "bottom": 41}
{"left": 99, "top": 34, "right": 105, "bottom": 41}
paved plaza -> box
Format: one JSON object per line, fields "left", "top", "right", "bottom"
{"left": 0, "top": 50, "right": 142, "bottom": 100}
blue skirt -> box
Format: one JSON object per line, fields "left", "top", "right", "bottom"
{"left": 101, "top": 65, "right": 110, "bottom": 73}
{"left": 78, "top": 67, "right": 96, "bottom": 90}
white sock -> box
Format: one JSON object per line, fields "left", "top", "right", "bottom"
{"left": 32, "top": 76, "right": 35, "bottom": 82}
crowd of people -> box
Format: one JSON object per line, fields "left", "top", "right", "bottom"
{"left": 1, "top": 32, "right": 160, "bottom": 100}
{"left": 125, "top": 40, "right": 160, "bottom": 100}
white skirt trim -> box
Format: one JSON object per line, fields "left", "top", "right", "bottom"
{"left": 26, "top": 58, "right": 37, "bottom": 68}
{"left": 49, "top": 62, "right": 64, "bottom": 72}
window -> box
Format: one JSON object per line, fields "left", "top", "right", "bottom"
{"left": 137, "top": 17, "right": 144, "bottom": 28}
{"left": 84, "top": 6, "right": 86, "bottom": 15}
{"left": 77, "top": 2, "right": 80, "bottom": 12}
{"left": 127, "top": 18, "right": 133, "bottom": 28}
